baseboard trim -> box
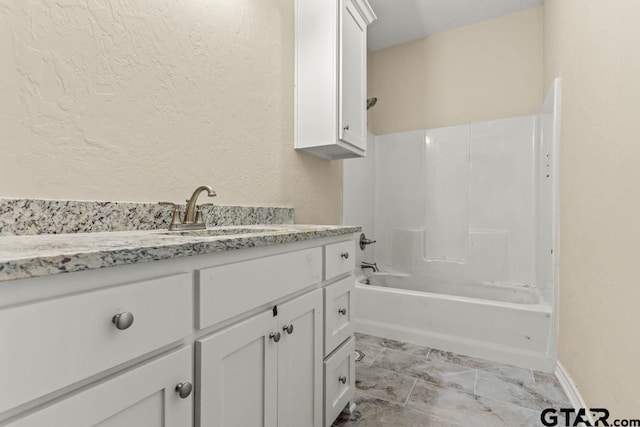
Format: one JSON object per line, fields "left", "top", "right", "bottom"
{"left": 555, "top": 361, "right": 593, "bottom": 422}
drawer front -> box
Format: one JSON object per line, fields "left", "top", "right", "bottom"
{"left": 324, "top": 241, "right": 355, "bottom": 281}
{"left": 323, "top": 277, "right": 354, "bottom": 357}
{"left": 323, "top": 337, "right": 355, "bottom": 427}
{"left": 0, "top": 274, "right": 193, "bottom": 414}
{"left": 197, "top": 247, "right": 322, "bottom": 329}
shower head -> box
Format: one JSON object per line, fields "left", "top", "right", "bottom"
{"left": 366, "top": 97, "right": 377, "bottom": 110}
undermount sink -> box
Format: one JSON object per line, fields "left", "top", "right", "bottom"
{"left": 159, "top": 227, "right": 284, "bottom": 237}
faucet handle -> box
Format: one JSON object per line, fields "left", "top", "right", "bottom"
{"left": 171, "top": 208, "right": 183, "bottom": 226}
{"left": 359, "top": 233, "right": 377, "bottom": 250}
{"left": 193, "top": 203, "right": 215, "bottom": 226}
{"left": 159, "top": 202, "right": 182, "bottom": 229}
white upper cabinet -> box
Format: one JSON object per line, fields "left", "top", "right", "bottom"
{"left": 295, "top": 0, "right": 376, "bottom": 160}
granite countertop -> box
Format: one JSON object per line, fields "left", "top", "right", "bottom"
{"left": 0, "top": 225, "right": 361, "bottom": 282}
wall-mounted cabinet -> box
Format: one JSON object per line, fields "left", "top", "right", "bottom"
{"left": 295, "top": 0, "right": 376, "bottom": 160}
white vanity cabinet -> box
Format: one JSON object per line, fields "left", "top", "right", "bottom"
{"left": 0, "top": 235, "right": 357, "bottom": 427}
{"left": 295, "top": 0, "right": 376, "bottom": 159}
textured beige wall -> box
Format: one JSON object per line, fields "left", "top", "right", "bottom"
{"left": 544, "top": 0, "right": 640, "bottom": 416}
{"left": 367, "top": 7, "right": 543, "bottom": 135}
{"left": 0, "top": 0, "right": 342, "bottom": 224}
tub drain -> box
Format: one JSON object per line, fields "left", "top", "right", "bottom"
{"left": 354, "top": 349, "right": 365, "bottom": 362}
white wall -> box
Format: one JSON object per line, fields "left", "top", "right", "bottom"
{"left": 544, "top": 0, "right": 640, "bottom": 415}
{"left": 367, "top": 7, "right": 543, "bottom": 135}
{"left": 0, "top": 0, "right": 342, "bottom": 224}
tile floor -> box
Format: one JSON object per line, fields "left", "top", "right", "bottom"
{"left": 332, "top": 333, "right": 570, "bottom": 427}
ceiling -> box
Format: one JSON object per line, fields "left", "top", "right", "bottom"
{"left": 367, "top": 0, "right": 543, "bottom": 51}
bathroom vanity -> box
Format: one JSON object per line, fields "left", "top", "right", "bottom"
{"left": 0, "top": 223, "right": 359, "bottom": 427}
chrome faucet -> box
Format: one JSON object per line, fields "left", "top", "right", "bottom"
{"left": 361, "top": 262, "right": 379, "bottom": 273}
{"left": 161, "top": 185, "right": 217, "bottom": 231}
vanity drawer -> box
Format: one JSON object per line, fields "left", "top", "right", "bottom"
{"left": 324, "top": 277, "right": 354, "bottom": 356}
{"left": 324, "top": 337, "right": 355, "bottom": 427}
{"left": 197, "top": 247, "right": 322, "bottom": 329}
{"left": 0, "top": 273, "right": 193, "bottom": 414}
{"left": 324, "top": 241, "right": 355, "bottom": 280}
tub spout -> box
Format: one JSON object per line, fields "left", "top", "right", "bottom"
{"left": 361, "top": 262, "right": 379, "bottom": 273}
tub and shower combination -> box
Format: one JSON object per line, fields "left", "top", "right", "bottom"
{"left": 345, "top": 80, "right": 560, "bottom": 371}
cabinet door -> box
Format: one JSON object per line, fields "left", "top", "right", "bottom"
{"left": 9, "top": 347, "right": 193, "bottom": 427}
{"left": 196, "top": 310, "right": 279, "bottom": 427}
{"left": 339, "top": 0, "right": 367, "bottom": 151}
{"left": 277, "top": 289, "right": 323, "bottom": 427}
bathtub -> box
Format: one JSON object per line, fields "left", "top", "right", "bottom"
{"left": 355, "top": 273, "right": 556, "bottom": 371}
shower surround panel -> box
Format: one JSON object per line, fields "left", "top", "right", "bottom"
{"left": 375, "top": 116, "right": 537, "bottom": 289}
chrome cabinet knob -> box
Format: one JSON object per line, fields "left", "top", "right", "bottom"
{"left": 340, "top": 252, "right": 349, "bottom": 259}
{"left": 270, "top": 332, "right": 281, "bottom": 343}
{"left": 338, "top": 308, "right": 347, "bottom": 316}
{"left": 343, "top": 125, "right": 350, "bottom": 131}
{"left": 338, "top": 376, "right": 347, "bottom": 384}
{"left": 283, "top": 324, "right": 294, "bottom": 335}
{"left": 112, "top": 312, "right": 134, "bottom": 330}
{"left": 175, "top": 382, "right": 193, "bottom": 399}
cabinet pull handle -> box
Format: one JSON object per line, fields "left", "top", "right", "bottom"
{"left": 270, "top": 332, "right": 281, "bottom": 343}
{"left": 343, "top": 125, "right": 350, "bottom": 131}
{"left": 283, "top": 324, "right": 294, "bottom": 335}
{"left": 340, "top": 252, "right": 349, "bottom": 259}
{"left": 175, "top": 382, "right": 193, "bottom": 398}
{"left": 338, "top": 376, "right": 347, "bottom": 384}
{"left": 112, "top": 312, "right": 134, "bottom": 330}
{"left": 338, "top": 308, "right": 347, "bottom": 316}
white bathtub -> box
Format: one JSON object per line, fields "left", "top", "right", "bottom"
{"left": 364, "top": 272, "right": 543, "bottom": 305}
{"left": 355, "top": 274, "right": 556, "bottom": 372}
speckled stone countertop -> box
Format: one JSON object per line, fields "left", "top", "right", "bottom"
{"left": 0, "top": 225, "right": 361, "bottom": 283}
{"left": 0, "top": 198, "right": 295, "bottom": 236}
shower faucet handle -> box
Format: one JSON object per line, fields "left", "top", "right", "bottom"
{"left": 359, "top": 233, "right": 377, "bottom": 250}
